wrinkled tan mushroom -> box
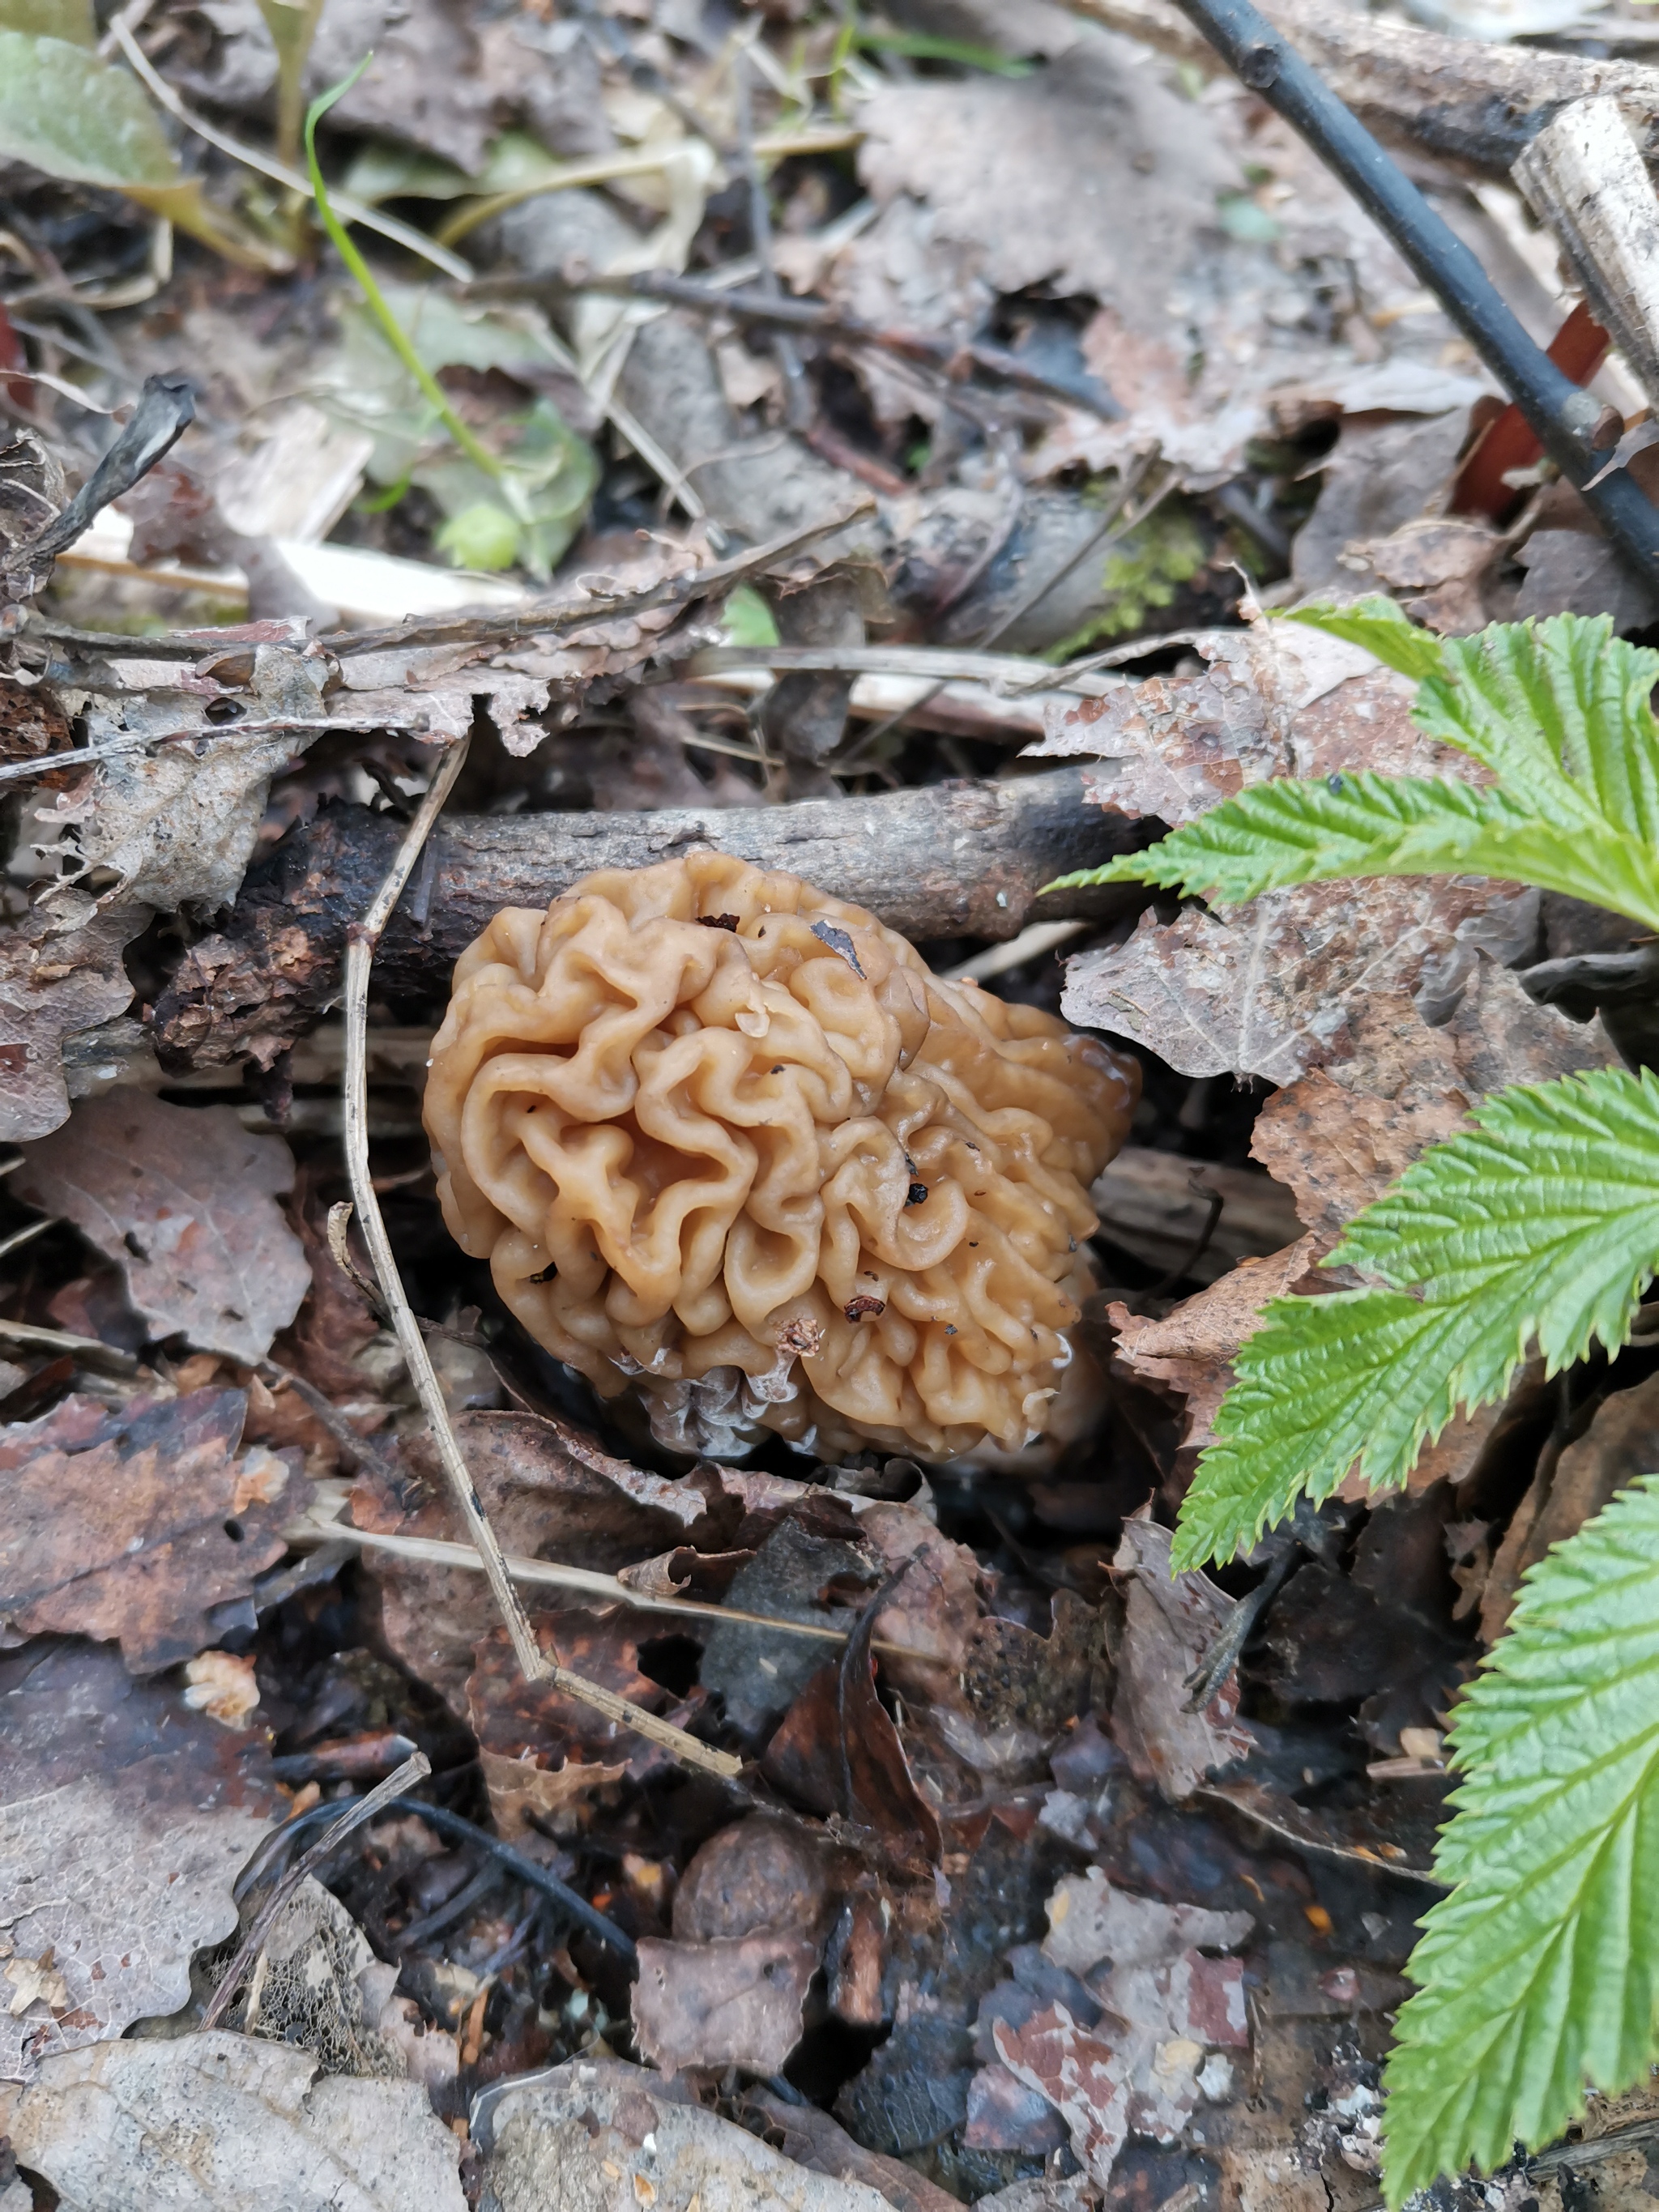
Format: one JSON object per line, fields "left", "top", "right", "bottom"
{"left": 424, "top": 852, "right": 1137, "bottom": 1460}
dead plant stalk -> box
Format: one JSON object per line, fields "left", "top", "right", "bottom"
{"left": 339, "top": 733, "right": 742, "bottom": 1781}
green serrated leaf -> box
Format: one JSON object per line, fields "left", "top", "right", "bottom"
{"left": 1046, "top": 769, "right": 1659, "bottom": 929}
{"left": 1170, "top": 1287, "right": 1491, "bottom": 1569}
{"left": 0, "top": 30, "right": 179, "bottom": 190}
{"left": 1418, "top": 614, "right": 1659, "bottom": 844}
{"left": 1335, "top": 1069, "right": 1659, "bottom": 1366}
{"left": 1280, "top": 595, "right": 1450, "bottom": 681}
{"left": 1382, "top": 1477, "right": 1659, "bottom": 2203}
{"left": 1172, "top": 1071, "right": 1659, "bottom": 1568}
{"left": 0, "top": 0, "right": 93, "bottom": 44}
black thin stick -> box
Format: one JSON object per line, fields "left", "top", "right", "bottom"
{"left": 1168, "top": 0, "right": 1659, "bottom": 586}
{"left": 236, "top": 1788, "right": 639, "bottom": 1962}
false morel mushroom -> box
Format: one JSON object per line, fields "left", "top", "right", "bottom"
{"left": 424, "top": 852, "right": 1137, "bottom": 1459}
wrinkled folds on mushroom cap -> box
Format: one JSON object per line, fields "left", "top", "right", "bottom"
{"left": 424, "top": 851, "right": 1137, "bottom": 1460}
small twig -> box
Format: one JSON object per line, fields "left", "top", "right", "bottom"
{"left": 0, "top": 1315, "right": 137, "bottom": 1375}
{"left": 1143, "top": 1176, "right": 1225, "bottom": 1302}
{"left": 496, "top": 266, "right": 1123, "bottom": 423}
{"left": 322, "top": 497, "right": 873, "bottom": 659}
{"left": 735, "top": 45, "right": 812, "bottom": 433}
{"left": 203, "top": 1751, "right": 430, "bottom": 2030}
{"left": 0, "top": 715, "right": 424, "bottom": 792}
{"left": 1168, "top": 0, "right": 1659, "bottom": 587}
{"left": 340, "top": 737, "right": 741, "bottom": 1780}
{"left": 284, "top": 1506, "right": 912, "bottom": 1655}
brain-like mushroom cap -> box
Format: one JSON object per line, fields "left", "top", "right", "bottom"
{"left": 424, "top": 851, "right": 1137, "bottom": 1460}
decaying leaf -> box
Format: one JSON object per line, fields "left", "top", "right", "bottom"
{"left": 1482, "top": 1366, "right": 1659, "bottom": 1641}
{"left": 476, "top": 2056, "right": 898, "bottom": 2212}
{"left": 1038, "top": 622, "right": 1570, "bottom": 1085}
{"left": 1062, "top": 876, "right": 1538, "bottom": 1088}
{"left": 0, "top": 893, "right": 138, "bottom": 1144}
{"left": 1248, "top": 965, "right": 1619, "bottom": 1244}
{"left": 987, "top": 1869, "right": 1252, "bottom": 2185}
{"left": 28, "top": 645, "right": 328, "bottom": 911}
{"left": 467, "top": 1606, "right": 689, "bottom": 1788}
{"left": 0, "top": 2030, "right": 466, "bottom": 2209}
{"left": 1026, "top": 622, "right": 1431, "bottom": 812}
{"left": 13, "top": 1091, "right": 310, "bottom": 1363}
{"left": 0, "top": 1638, "right": 278, "bottom": 2082}
{"left": 1108, "top": 1514, "right": 1254, "bottom": 1801}
{"left": 350, "top": 1409, "right": 708, "bottom": 1713}
{"left": 631, "top": 1930, "right": 822, "bottom": 2077}
{"left": 0, "top": 1387, "right": 291, "bottom": 1673}
{"left": 1109, "top": 1238, "right": 1321, "bottom": 1464}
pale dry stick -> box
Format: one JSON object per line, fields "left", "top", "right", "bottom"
{"left": 284, "top": 1509, "right": 913, "bottom": 1657}
{"left": 110, "top": 18, "right": 475, "bottom": 283}
{"left": 202, "top": 1752, "right": 431, "bottom": 2031}
{"left": 340, "top": 736, "right": 742, "bottom": 1781}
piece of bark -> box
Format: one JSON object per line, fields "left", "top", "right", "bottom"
{"left": 1514, "top": 97, "right": 1659, "bottom": 407}
{"left": 152, "top": 769, "right": 1142, "bottom": 1072}
{"left": 1062, "top": 0, "right": 1659, "bottom": 186}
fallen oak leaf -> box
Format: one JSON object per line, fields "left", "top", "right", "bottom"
{"left": 630, "top": 1930, "right": 821, "bottom": 2078}
{"left": 0, "top": 1387, "right": 292, "bottom": 1673}
{"left": 12, "top": 1091, "right": 309, "bottom": 1364}
{"left": 0, "top": 1637, "right": 279, "bottom": 2083}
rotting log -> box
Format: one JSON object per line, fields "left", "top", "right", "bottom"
{"left": 154, "top": 766, "right": 1144, "bottom": 1071}
{"left": 1066, "top": 0, "right": 1659, "bottom": 183}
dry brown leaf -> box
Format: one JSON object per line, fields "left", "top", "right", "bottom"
{"left": 478, "top": 1748, "right": 628, "bottom": 1840}
{"left": 0, "top": 1639, "right": 278, "bottom": 2083}
{"left": 468, "top": 1607, "right": 689, "bottom": 1786}
{"left": 1108, "top": 1513, "right": 1255, "bottom": 1802}
{"left": 1026, "top": 623, "right": 1434, "bottom": 812}
{"left": 0, "top": 1389, "right": 291, "bottom": 1673}
{"left": 1009, "top": 1867, "right": 1253, "bottom": 2176}
{"left": 29, "top": 643, "right": 328, "bottom": 913}
{"left": 1250, "top": 965, "right": 1619, "bottom": 1242}
{"left": 0, "top": 2031, "right": 466, "bottom": 2209}
{"left": 1062, "top": 876, "right": 1538, "bottom": 1087}
{"left": 1482, "top": 1368, "right": 1659, "bottom": 1642}
{"left": 350, "top": 1409, "right": 709, "bottom": 1714}
{"left": 1043, "top": 625, "right": 1560, "bottom": 1086}
{"left": 13, "top": 1092, "right": 309, "bottom": 1364}
{"left": 631, "top": 1930, "right": 822, "bottom": 2077}
{"left": 1109, "top": 1238, "right": 1321, "bottom": 1459}
{"left": 0, "top": 893, "right": 138, "bottom": 1144}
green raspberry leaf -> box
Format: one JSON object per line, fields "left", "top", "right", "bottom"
{"left": 1382, "top": 1477, "right": 1659, "bottom": 2203}
{"left": 1174, "top": 1071, "right": 1659, "bottom": 1569}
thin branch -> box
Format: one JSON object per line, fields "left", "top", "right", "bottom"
{"left": 284, "top": 1504, "right": 910, "bottom": 1656}
{"left": 322, "top": 495, "right": 873, "bottom": 658}
{"left": 486, "top": 265, "right": 1123, "bottom": 423}
{"left": 340, "top": 737, "right": 741, "bottom": 1780}
{"left": 202, "top": 1750, "right": 431, "bottom": 2030}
